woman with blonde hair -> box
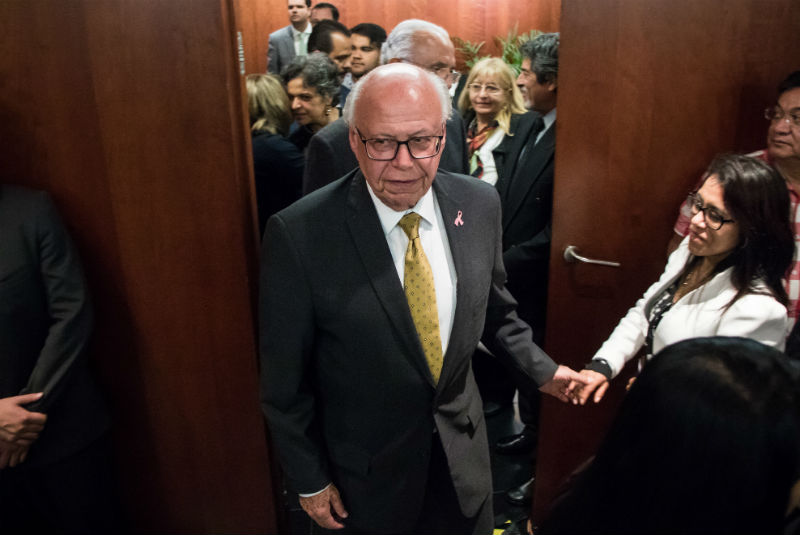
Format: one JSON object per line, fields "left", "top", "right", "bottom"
{"left": 457, "top": 57, "right": 528, "bottom": 183}
{"left": 245, "top": 73, "right": 304, "bottom": 235}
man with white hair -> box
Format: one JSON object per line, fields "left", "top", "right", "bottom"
{"left": 301, "top": 19, "right": 468, "bottom": 195}
{"left": 260, "top": 63, "right": 586, "bottom": 534}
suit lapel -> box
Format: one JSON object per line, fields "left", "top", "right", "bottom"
{"left": 432, "top": 174, "right": 474, "bottom": 390}
{"left": 345, "top": 172, "right": 436, "bottom": 387}
{"left": 502, "top": 121, "right": 555, "bottom": 228}
{"left": 493, "top": 113, "right": 535, "bottom": 199}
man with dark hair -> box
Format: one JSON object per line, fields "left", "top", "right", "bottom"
{"left": 485, "top": 32, "right": 559, "bottom": 507}
{"left": 310, "top": 2, "right": 339, "bottom": 25}
{"left": 349, "top": 23, "right": 386, "bottom": 83}
{"left": 267, "top": 0, "right": 312, "bottom": 75}
{"left": 668, "top": 71, "right": 800, "bottom": 333}
{"left": 307, "top": 19, "right": 351, "bottom": 80}
{"left": 302, "top": 19, "right": 468, "bottom": 195}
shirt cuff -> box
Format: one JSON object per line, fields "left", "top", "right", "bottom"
{"left": 298, "top": 483, "right": 331, "bottom": 498}
{"left": 585, "top": 359, "right": 613, "bottom": 380}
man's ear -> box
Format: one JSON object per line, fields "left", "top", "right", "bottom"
{"left": 348, "top": 126, "right": 360, "bottom": 154}
{"left": 547, "top": 78, "right": 558, "bottom": 92}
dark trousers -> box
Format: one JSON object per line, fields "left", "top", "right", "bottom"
{"left": 312, "top": 433, "right": 493, "bottom": 535}
{"left": 0, "top": 433, "right": 120, "bottom": 534}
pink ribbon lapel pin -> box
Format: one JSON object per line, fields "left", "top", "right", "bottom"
{"left": 454, "top": 210, "right": 464, "bottom": 227}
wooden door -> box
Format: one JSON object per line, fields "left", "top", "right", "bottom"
{"left": 0, "top": 0, "right": 278, "bottom": 532}
{"left": 533, "top": 0, "right": 800, "bottom": 521}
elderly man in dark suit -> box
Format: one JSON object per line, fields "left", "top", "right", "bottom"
{"left": 302, "top": 19, "right": 468, "bottom": 195}
{"left": 259, "top": 63, "right": 585, "bottom": 535}
{"left": 0, "top": 184, "right": 115, "bottom": 532}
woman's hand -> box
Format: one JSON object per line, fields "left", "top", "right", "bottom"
{"left": 570, "top": 369, "right": 610, "bottom": 405}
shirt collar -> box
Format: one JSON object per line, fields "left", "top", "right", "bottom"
{"left": 291, "top": 22, "right": 311, "bottom": 37}
{"left": 542, "top": 107, "right": 556, "bottom": 131}
{"left": 366, "top": 181, "right": 437, "bottom": 236}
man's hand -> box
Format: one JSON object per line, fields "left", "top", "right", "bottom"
{"left": 299, "top": 484, "right": 349, "bottom": 530}
{"left": 0, "top": 393, "right": 47, "bottom": 445}
{"left": 539, "top": 365, "right": 590, "bottom": 403}
{"left": 0, "top": 438, "right": 31, "bottom": 469}
{"left": 570, "top": 369, "right": 610, "bottom": 405}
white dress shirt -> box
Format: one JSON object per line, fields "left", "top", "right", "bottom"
{"left": 291, "top": 23, "right": 311, "bottom": 57}
{"left": 367, "top": 184, "right": 458, "bottom": 355}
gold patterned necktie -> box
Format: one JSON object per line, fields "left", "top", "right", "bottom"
{"left": 397, "top": 212, "right": 443, "bottom": 384}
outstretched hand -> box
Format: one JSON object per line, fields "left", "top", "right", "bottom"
{"left": 539, "top": 365, "right": 590, "bottom": 403}
{"left": 299, "top": 484, "right": 349, "bottom": 530}
{"left": 569, "top": 369, "right": 610, "bottom": 405}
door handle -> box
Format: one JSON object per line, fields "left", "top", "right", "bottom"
{"left": 563, "top": 245, "right": 621, "bottom": 267}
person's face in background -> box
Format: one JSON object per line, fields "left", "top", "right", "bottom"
{"left": 687, "top": 176, "right": 740, "bottom": 263}
{"left": 327, "top": 31, "right": 352, "bottom": 78}
{"left": 287, "top": 0, "right": 310, "bottom": 27}
{"left": 468, "top": 74, "right": 507, "bottom": 122}
{"left": 349, "top": 34, "right": 381, "bottom": 81}
{"left": 516, "top": 58, "right": 557, "bottom": 113}
{"left": 403, "top": 32, "right": 457, "bottom": 88}
{"left": 287, "top": 77, "right": 332, "bottom": 130}
{"left": 766, "top": 87, "right": 800, "bottom": 165}
{"left": 310, "top": 6, "right": 334, "bottom": 26}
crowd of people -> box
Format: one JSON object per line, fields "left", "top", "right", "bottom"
{"left": 255, "top": 2, "right": 800, "bottom": 535}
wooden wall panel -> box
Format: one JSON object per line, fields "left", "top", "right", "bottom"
{"left": 237, "top": 0, "right": 561, "bottom": 74}
{"left": 534, "top": 0, "right": 800, "bottom": 522}
{"left": 0, "top": 1, "right": 276, "bottom": 533}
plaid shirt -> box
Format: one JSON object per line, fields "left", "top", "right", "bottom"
{"left": 672, "top": 150, "right": 800, "bottom": 329}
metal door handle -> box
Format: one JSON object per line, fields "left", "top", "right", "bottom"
{"left": 563, "top": 245, "right": 621, "bottom": 267}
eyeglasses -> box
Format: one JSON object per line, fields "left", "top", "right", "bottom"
{"left": 687, "top": 192, "right": 735, "bottom": 230}
{"left": 764, "top": 106, "right": 800, "bottom": 128}
{"left": 356, "top": 127, "right": 444, "bottom": 161}
{"left": 467, "top": 83, "right": 503, "bottom": 95}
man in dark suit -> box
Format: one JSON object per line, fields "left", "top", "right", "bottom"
{"left": 492, "top": 33, "right": 560, "bottom": 506}
{"left": 302, "top": 19, "right": 468, "bottom": 195}
{"left": 260, "top": 63, "right": 585, "bottom": 534}
{"left": 0, "top": 184, "right": 116, "bottom": 532}
{"left": 267, "top": 0, "right": 312, "bottom": 75}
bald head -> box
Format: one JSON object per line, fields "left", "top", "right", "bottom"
{"left": 344, "top": 63, "right": 451, "bottom": 125}
{"left": 346, "top": 64, "right": 451, "bottom": 211}
{"left": 380, "top": 19, "right": 456, "bottom": 85}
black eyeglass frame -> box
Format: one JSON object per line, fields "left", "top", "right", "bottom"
{"left": 355, "top": 127, "right": 445, "bottom": 161}
{"left": 687, "top": 191, "right": 735, "bottom": 230}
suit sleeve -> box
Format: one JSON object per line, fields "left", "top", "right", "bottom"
{"left": 259, "top": 214, "right": 329, "bottom": 494}
{"left": 716, "top": 294, "right": 788, "bottom": 350}
{"left": 592, "top": 239, "right": 689, "bottom": 377}
{"left": 303, "top": 132, "right": 344, "bottom": 195}
{"left": 267, "top": 34, "right": 280, "bottom": 74}
{"left": 481, "top": 191, "right": 558, "bottom": 386}
{"left": 21, "top": 194, "right": 93, "bottom": 414}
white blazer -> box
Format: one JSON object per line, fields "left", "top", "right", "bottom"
{"left": 593, "top": 237, "right": 787, "bottom": 378}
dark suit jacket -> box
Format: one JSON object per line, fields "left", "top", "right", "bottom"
{"left": 302, "top": 111, "right": 469, "bottom": 195}
{"left": 260, "top": 170, "right": 557, "bottom": 533}
{"left": 0, "top": 185, "right": 109, "bottom": 467}
{"left": 267, "top": 25, "right": 296, "bottom": 75}
{"left": 251, "top": 131, "right": 304, "bottom": 236}
{"left": 493, "top": 113, "right": 555, "bottom": 342}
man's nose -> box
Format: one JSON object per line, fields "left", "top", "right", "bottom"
{"left": 392, "top": 143, "right": 414, "bottom": 168}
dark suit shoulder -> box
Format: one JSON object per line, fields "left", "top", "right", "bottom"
{"left": 0, "top": 184, "right": 53, "bottom": 222}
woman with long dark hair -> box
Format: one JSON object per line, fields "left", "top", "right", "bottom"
{"left": 574, "top": 154, "right": 794, "bottom": 403}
